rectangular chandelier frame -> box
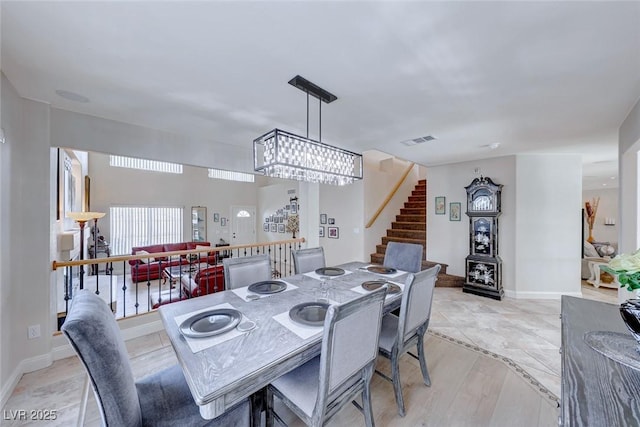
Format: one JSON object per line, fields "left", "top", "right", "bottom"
{"left": 254, "top": 128, "right": 363, "bottom": 186}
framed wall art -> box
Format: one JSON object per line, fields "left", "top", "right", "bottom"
{"left": 320, "top": 213, "right": 327, "bottom": 224}
{"left": 319, "top": 226, "right": 325, "bottom": 237}
{"left": 450, "top": 202, "right": 461, "bottom": 221}
{"left": 328, "top": 226, "right": 339, "bottom": 239}
{"left": 270, "top": 223, "right": 277, "bottom": 232}
{"left": 278, "top": 223, "right": 285, "bottom": 233}
{"left": 221, "top": 217, "right": 227, "bottom": 227}
{"left": 435, "top": 196, "right": 446, "bottom": 215}
{"left": 213, "top": 213, "right": 220, "bottom": 222}
{"left": 263, "top": 223, "right": 269, "bottom": 232}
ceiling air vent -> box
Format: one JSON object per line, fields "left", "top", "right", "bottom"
{"left": 401, "top": 135, "right": 437, "bottom": 146}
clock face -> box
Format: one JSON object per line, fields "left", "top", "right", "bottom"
{"left": 471, "top": 194, "right": 493, "bottom": 211}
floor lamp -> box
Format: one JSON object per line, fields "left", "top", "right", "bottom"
{"left": 67, "top": 211, "right": 105, "bottom": 289}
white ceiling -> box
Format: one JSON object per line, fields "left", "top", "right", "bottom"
{"left": 2, "top": 1, "right": 639, "bottom": 190}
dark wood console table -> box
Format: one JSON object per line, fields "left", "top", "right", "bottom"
{"left": 561, "top": 296, "right": 640, "bottom": 425}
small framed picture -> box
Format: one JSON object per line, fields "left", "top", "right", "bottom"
{"left": 278, "top": 223, "right": 285, "bottom": 233}
{"left": 263, "top": 223, "right": 269, "bottom": 232}
{"left": 221, "top": 217, "right": 227, "bottom": 226}
{"left": 320, "top": 213, "right": 327, "bottom": 224}
{"left": 291, "top": 201, "right": 298, "bottom": 214}
{"left": 328, "top": 226, "right": 339, "bottom": 239}
{"left": 213, "top": 213, "right": 220, "bottom": 222}
{"left": 328, "top": 217, "right": 335, "bottom": 225}
{"left": 270, "top": 223, "right": 277, "bottom": 232}
{"left": 265, "top": 217, "right": 270, "bottom": 223}
{"left": 319, "top": 226, "right": 325, "bottom": 238}
{"left": 450, "top": 202, "right": 462, "bottom": 221}
{"left": 435, "top": 196, "right": 446, "bottom": 215}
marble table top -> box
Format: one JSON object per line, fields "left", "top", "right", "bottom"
{"left": 158, "top": 261, "right": 409, "bottom": 419}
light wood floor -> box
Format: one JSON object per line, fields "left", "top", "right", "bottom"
{"left": 4, "top": 282, "right": 617, "bottom": 426}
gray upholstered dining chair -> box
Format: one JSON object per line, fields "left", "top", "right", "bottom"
{"left": 383, "top": 241, "right": 424, "bottom": 273}
{"left": 377, "top": 264, "right": 441, "bottom": 416}
{"left": 292, "top": 247, "right": 326, "bottom": 274}
{"left": 61, "top": 290, "right": 250, "bottom": 427}
{"left": 222, "top": 254, "right": 271, "bottom": 290}
{"left": 266, "top": 287, "right": 387, "bottom": 427}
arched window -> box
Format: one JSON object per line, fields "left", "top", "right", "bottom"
{"left": 236, "top": 210, "right": 251, "bottom": 218}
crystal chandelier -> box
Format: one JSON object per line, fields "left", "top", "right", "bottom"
{"left": 253, "top": 76, "right": 363, "bottom": 186}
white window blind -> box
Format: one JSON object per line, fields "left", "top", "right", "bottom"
{"left": 110, "top": 155, "right": 183, "bottom": 174}
{"left": 208, "top": 168, "right": 255, "bottom": 183}
{"left": 109, "top": 206, "right": 184, "bottom": 255}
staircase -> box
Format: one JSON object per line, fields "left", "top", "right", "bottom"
{"left": 370, "top": 179, "right": 463, "bottom": 287}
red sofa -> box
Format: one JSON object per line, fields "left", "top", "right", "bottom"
{"left": 180, "top": 265, "right": 225, "bottom": 297}
{"left": 129, "top": 241, "right": 218, "bottom": 283}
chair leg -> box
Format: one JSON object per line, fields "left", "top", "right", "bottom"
{"left": 77, "top": 374, "right": 90, "bottom": 427}
{"left": 417, "top": 337, "right": 431, "bottom": 387}
{"left": 390, "top": 352, "right": 406, "bottom": 417}
{"left": 362, "top": 379, "right": 376, "bottom": 427}
{"left": 266, "top": 387, "right": 275, "bottom": 427}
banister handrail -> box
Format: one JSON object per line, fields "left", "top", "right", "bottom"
{"left": 52, "top": 237, "right": 306, "bottom": 270}
{"left": 365, "top": 162, "right": 415, "bottom": 228}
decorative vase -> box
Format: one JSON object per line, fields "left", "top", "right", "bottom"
{"left": 587, "top": 227, "right": 595, "bottom": 243}
{"left": 619, "top": 299, "right": 640, "bottom": 346}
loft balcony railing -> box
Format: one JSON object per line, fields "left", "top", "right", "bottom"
{"left": 52, "top": 237, "right": 306, "bottom": 330}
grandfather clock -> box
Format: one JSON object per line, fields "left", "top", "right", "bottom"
{"left": 464, "top": 176, "right": 504, "bottom": 300}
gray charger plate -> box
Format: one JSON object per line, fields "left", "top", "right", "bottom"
{"left": 315, "top": 267, "right": 345, "bottom": 277}
{"left": 367, "top": 266, "right": 397, "bottom": 274}
{"left": 248, "top": 280, "right": 287, "bottom": 294}
{"left": 289, "top": 302, "right": 330, "bottom": 327}
{"left": 179, "top": 308, "right": 242, "bottom": 338}
{"left": 584, "top": 331, "right": 640, "bottom": 371}
{"left": 362, "top": 280, "right": 401, "bottom": 294}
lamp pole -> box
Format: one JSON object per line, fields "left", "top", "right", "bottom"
{"left": 67, "top": 212, "right": 105, "bottom": 290}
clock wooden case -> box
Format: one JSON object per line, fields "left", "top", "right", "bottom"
{"left": 464, "top": 176, "right": 504, "bottom": 300}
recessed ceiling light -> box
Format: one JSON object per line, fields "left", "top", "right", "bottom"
{"left": 55, "top": 90, "right": 90, "bottom": 103}
{"left": 610, "top": 176, "right": 616, "bottom": 180}
{"left": 602, "top": 183, "right": 607, "bottom": 186}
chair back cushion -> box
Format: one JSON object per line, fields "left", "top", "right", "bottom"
{"left": 401, "top": 264, "right": 441, "bottom": 342}
{"left": 292, "top": 247, "right": 326, "bottom": 274}
{"left": 223, "top": 254, "right": 271, "bottom": 289}
{"left": 383, "top": 242, "right": 423, "bottom": 273}
{"left": 61, "top": 290, "right": 142, "bottom": 426}
{"left": 319, "top": 288, "right": 386, "bottom": 395}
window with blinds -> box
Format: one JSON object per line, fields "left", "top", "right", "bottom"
{"left": 110, "top": 155, "right": 183, "bottom": 174}
{"left": 208, "top": 168, "right": 255, "bottom": 183}
{"left": 109, "top": 206, "right": 183, "bottom": 255}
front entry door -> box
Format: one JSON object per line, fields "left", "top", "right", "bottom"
{"left": 231, "top": 206, "right": 256, "bottom": 246}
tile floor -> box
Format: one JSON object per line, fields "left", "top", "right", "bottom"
{"left": 429, "top": 282, "right": 618, "bottom": 397}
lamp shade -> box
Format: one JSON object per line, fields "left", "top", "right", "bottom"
{"left": 67, "top": 211, "right": 106, "bottom": 222}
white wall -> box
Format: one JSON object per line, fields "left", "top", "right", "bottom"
{"left": 319, "top": 179, "right": 365, "bottom": 267}
{"left": 1, "top": 75, "right": 53, "bottom": 405}
{"left": 88, "top": 152, "right": 260, "bottom": 251}
{"left": 619, "top": 97, "right": 640, "bottom": 255}
{"left": 514, "top": 154, "right": 582, "bottom": 298}
{"left": 583, "top": 188, "right": 618, "bottom": 246}
{"left": 427, "top": 156, "right": 516, "bottom": 282}
{"left": 427, "top": 154, "right": 581, "bottom": 298}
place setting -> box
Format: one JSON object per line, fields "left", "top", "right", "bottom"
{"left": 303, "top": 266, "right": 353, "bottom": 281}
{"left": 351, "top": 279, "right": 404, "bottom": 299}
{"left": 272, "top": 283, "right": 338, "bottom": 340}
{"left": 357, "top": 264, "right": 406, "bottom": 278}
{"left": 174, "top": 302, "right": 257, "bottom": 353}
{"left": 232, "top": 279, "right": 298, "bottom": 302}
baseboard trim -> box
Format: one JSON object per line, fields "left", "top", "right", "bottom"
{"left": 0, "top": 352, "right": 53, "bottom": 409}
{"left": 4, "top": 319, "right": 164, "bottom": 408}
{"left": 504, "top": 290, "right": 583, "bottom": 299}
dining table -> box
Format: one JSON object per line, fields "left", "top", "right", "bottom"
{"left": 158, "top": 261, "right": 411, "bottom": 423}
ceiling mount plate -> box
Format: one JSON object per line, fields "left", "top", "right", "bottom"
{"left": 288, "top": 75, "right": 338, "bottom": 104}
